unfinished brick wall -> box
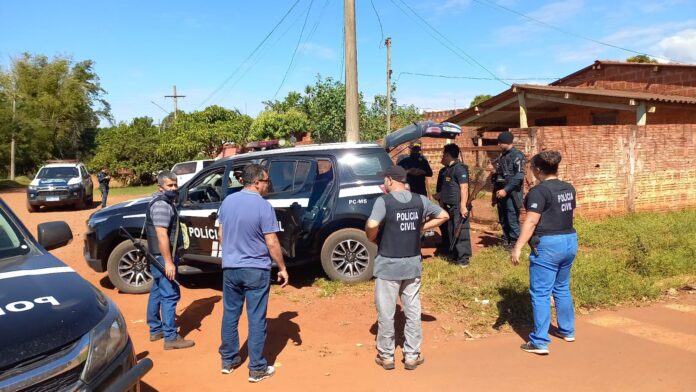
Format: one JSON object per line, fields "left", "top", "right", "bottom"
{"left": 557, "top": 63, "right": 696, "bottom": 97}
{"left": 510, "top": 124, "right": 696, "bottom": 217}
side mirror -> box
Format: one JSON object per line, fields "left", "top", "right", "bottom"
{"left": 37, "top": 221, "right": 73, "bottom": 250}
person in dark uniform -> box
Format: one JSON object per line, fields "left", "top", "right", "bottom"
{"left": 365, "top": 166, "right": 448, "bottom": 371}
{"left": 436, "top": 143, "right": 472, "bottom": 266}
{"left": 434, "top": 155, "right": 450, "bottom": 251}
{"left": 397, "top": 141, "right": 433, "bottom": 196}
{"left": 511, "top": 150, "right": 578, "bottom": 355}
{"left": 146, "top": 170, "right": 194, "bottom": 350}
{"left": 96, "top": 167, "right": 110, "bottom": 208}
{"left": 493, "top": 131, "right": 526, "bottom": 250}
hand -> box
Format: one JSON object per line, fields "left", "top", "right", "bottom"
{"left": 511, "top": 246, "right": 522, "bottom": 266}
{"left": 496, "top": 189, "right": 507, "bottom": 199}
{"left": 165, "top": 260, "right": 176, "bottom": 281}
{"left": 277, "top": 268, "right": 289, "bottom": 288}
{"left": 460, "top": 206, "right": 469, "bottom": 218}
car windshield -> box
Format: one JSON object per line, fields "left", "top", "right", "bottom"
{"left": 0, "top": 207, "right": 30, "bottom": 259}
{"left": 36, "top": 167, "right": 79, "bottom": 179}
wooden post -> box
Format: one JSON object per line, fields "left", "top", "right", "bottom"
{"left": 518, "top": 92, "right": 528, "bottom": 128}
{"left": 344, "top": 0, "right": 360, "bottom": 142}
{"left": 626, "top": 126, "right": 637, "bottom": 213}
{"left": 636, "top": 101, "right": 647, "bottom": 125}
{"left": 385, "top": 37, "right": 392, "bottom": 133}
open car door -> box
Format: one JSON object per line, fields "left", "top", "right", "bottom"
{"left": 382, "top": 121, "right": 462, "bottom": 152}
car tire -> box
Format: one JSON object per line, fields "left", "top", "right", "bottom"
{"left": 320, "top": 228, "right": 376, "bottom": 283}
{"left": 107, "top": 239, "right": 154, "bottom": 294}
{"left": 75, "top": 193, "right": 86, "bottom": 210}
{"left": 26, "top": 201, "right": 40, "bottom": 213}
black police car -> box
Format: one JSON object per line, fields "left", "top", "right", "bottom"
{"left": 84, "top": 122, "right": 462, "bottom": 294}
{"left": 0, "top": 198, "right": 151, "bottom": 391}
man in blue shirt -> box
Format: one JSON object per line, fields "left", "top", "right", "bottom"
{"left": 217, "top": 164, "right": 289, "bottom": 383}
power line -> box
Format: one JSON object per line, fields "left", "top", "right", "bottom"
{"left": 390, "top": 0, "right": 509, "bottom": 86}
{"left": 370, "top": 0, "right": 385, "bottom": 48}
{"left": 274, "top": 0, "right": 315, "bottom": 99}
{"left": 472, "top": 0, "right": 683, "bottom": 64}
{"left": 198, "top": 0, "right": 302, "bottom": 108}
{"left": 396, "top": 71, "right": 562, "bottom": 82}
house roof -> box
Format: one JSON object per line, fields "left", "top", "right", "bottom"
{"left": 513, "top": 84, "right": 696, "bottom": 105}
{"left": 551, "top": 60, "right": 696, "bottom": 86}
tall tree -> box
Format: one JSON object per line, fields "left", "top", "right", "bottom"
{"left": 470, "top": 94, "right": 493, "bottom": 107}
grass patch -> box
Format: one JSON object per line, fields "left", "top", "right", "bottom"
{"left": 107, "top": 185, "right": 157, "bottom": 197}
{"left": 0, "top": 176, "right": 32, "bottom": 190}
{"left": 304, "top": 210, "right": 696, "bottom": 333}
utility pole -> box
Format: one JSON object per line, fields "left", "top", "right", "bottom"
{"left": 344, "top": 0, "right": 359, "bottom": 142}
{"left": 385, "top": 37, "right": 392, "bottom": 133}
{"left": 10, "top": 95, "right": 16, "bottom": 180}
{"left": 164, "top": 85, "right": 186, "bottom": 121}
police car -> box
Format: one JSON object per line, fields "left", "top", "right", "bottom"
{"left": 84, "top": 121, "right": 462, "bottom": 294}
{"left": 26, "top": 161, "right": 95, "bottom": 212}
{"left": 0, "top": 199, "right": 150, "bottom": 391}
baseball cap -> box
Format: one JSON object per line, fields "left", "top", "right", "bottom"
{"left": 383, "top": 166, "right": 408, "bottom": 183}
{"left": 497, "top": 131, "right": 514, "bottom": 144}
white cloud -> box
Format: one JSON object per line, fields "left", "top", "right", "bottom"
{"left": 299, "top": 43, "right": 337, "bottom": 60}
{"left": 655, "top": 29, "right": 696, "bottom": 63}
{"left": 495, "top": 0, "right": 586, "bottom": 45}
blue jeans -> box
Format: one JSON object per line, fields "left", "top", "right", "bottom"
{"left": 528, "top": 233, "right": 578, "bottom": 348}
{"left": 497, "top": 191, "right": 521, "bottom": 242}
{"left": 147, "top": 256, "right": 180, "bottom": 342}
{"left": 219, "top": 268, "right": 270, "bottom": 371}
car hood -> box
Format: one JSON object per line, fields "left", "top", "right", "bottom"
{"left": 382, "top": 121, "right": 463, "bottom": 151}
{"left": 0, "top": 252, "right": 108, "bottom": 370}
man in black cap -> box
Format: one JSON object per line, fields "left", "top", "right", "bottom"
{"left": 397, "top": 141, "right": 433, "bottom": 196}
{"left": 493, "top": 131, "right": 526, "bottom": 250}
{"left": 436, "top": 143, "right": 472, "bottom": 266}
{"left": 365, "top": 165, "right": 448, "bottom": 371}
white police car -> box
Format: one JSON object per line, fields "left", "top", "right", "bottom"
{"left": 26, "top": 161, "right": 94, "bottom": 212}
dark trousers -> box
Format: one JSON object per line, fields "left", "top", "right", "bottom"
{"left": 219, "top": 268, "right": 271, "bottom": 372}
{"left": 496, "top": 191, "right": 521, "bottom": 243}
{"left": 445, "top": 204, "right": 472, "bottom": 264}
{"left": 99, "top": 185, "right": 109, "bottom": 207}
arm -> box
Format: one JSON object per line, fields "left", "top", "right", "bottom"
{"left": 511, "top": 212, "right": 540, "bottom": 265}
{"left": 459, "top": 183, "right": 469, "bottom": 217}
{"left": 365, "top": 219, "right": 380, "bottom": 244}
{"left": 155, "top": 227, "right": 176, "bottom": 280}
{"left": 504, "top": 153, "right": 525, "bottom": 193}
{"left": 264, "top": 232, "right": 289, "bottom": 287}
{"left": 422, "top": 210, "right": 449, "bottom": 232}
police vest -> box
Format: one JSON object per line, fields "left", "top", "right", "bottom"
{"left": 145, "top": 195, "right": 181, "bottom": 256}
{"left": 494, "top": 148, "right": 524, "bottom": 190}
{"left": 378, "top": 193, "right": 424, "bottom": 258}
{"left": 440, "top": 161, "right": 464, "bottom": 205}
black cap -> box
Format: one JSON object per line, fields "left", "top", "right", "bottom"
{"left": 384, "top": 165, "right": 408, "bottom": 183}
{"left": 497, "top": 131, "right": 514, "bottom": 144}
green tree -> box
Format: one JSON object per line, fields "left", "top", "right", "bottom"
{"left": 626, "top": 55, "right": 658, "bottom": 64}
{"left": 250, "top": 109, "right": 310, "bottom": 140}
{"left": 470, "top": 94, "right": 493, "bottom": 107}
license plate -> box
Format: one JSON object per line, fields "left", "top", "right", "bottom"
{"left": 46, "top": 196, "right": 60, "bottom": 202}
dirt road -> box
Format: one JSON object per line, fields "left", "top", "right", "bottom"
{"left": 2, "top": 190, "right": 694, "bottom": 391}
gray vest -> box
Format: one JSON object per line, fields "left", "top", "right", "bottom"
{"left": 378, "top": 193, "right": 424, "bottom": 258}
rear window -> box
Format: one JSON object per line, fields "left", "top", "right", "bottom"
{"left": 172, "top": 162, "right": 197, "bottom": 175}
{"left": 36, "top": 167, "right": 79, "bottom": 179}
{"left": 337, "top": 150, "right": 393, "bottom": 183}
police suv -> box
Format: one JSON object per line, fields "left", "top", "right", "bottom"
{"left": 0, "top": 199, "right": 150, "bottom": 391}
{"left": 27, "top": 161, "right": 95, "bottom": 212}
{"left": 84, "top": 122, "right": 461, "bottom": 294}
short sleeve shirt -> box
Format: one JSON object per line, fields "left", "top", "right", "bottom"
{"left": 218, "top": 190, "right": 280, "bottom": 269}
{"left": 440, "top": 161, "right": 469, "bottom": 205}
{"left": 525, "top": 179, "right": 576, "bottom": 236}
{"left": 368, "top": 190, "right": 443, "bottom": 280}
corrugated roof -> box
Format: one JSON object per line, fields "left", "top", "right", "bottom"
{"left": 513, "top": 84, "right": 696, "bottom": 105}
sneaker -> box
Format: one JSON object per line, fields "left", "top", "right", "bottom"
{"left": 374, "top": 355, "right": 395, "bottom": 370}
{"left": 149, "top": 331, "right": 164, "bottom": 342}
{"left": 520, "top": 341, "right": 549, "bottom": 355}
{"left": 404, "top": 354, "right": 425, "bottom": 370}
{"left": 562, "top": 335, "right": 576, "bottom": 342}
{"left": 221, "top": 361, "right": 241, "bottom": 374}
{"left": 163, "top": 335, "right": 195, "bottom": 350}
{"left": 248, "top": 366, "right": 275, "bottom": 383}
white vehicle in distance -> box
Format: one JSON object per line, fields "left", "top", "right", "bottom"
{"left": 171, "top": 159, "right": 215, "bottom": 186}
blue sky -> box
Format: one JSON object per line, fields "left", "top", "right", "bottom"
{"left": 1, "top": 0, "right": 695, "bottom": 125}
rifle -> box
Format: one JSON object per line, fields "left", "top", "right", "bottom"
{"left": 449, "top": 215, "right": 465, "bottom": 252}
{"left": 120, "top": 226, "right": 181, "bottom": 285}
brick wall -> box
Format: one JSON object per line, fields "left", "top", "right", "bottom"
{"left": 558, "top": 63, "right": 696, "bottom": 97}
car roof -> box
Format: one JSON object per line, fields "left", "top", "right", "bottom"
{"left": 41, "top": 163, "right": 81, "bottom": 168}
{"left": 217, "top": 142, "right": 383, "bottom": 164}
{"left": 174, "top": 159, "right": 214, "bottom": 165}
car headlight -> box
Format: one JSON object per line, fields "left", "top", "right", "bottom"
{"left": 82, "top": 299, "right": 128, "bottom": 383}
{"left": 70, "top": 183, "right": 82, "bottom": 190}
{"left": 28, "top": 185, "right": 37, "bottom": 191}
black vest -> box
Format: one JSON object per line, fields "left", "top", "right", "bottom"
{"left": 440, "top": 161, "right": 464, "bottom": 205}
{"left": 145, "top": 195, "right": 180, "bottom": 256}
{"left": 378, "top": 193, "right": 424, "bottom": 258}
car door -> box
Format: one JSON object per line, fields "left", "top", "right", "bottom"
{"left": 263, "top": 157, "right": 318, "bottom": 258}
{"left": 177, "top": 165, "right": 227, "bottom": 264}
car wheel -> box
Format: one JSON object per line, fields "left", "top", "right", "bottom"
{"left": 320, "top": 228, "right": 376, "bottom": 283}
{"left": 26, "top": 201, "right": 40, "bottom": 213}
{"left": 75, "top": 193, "right": 86, "bottom": 210}
{"left": 107, "top": 240, "right": 153, "bottom": 294}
